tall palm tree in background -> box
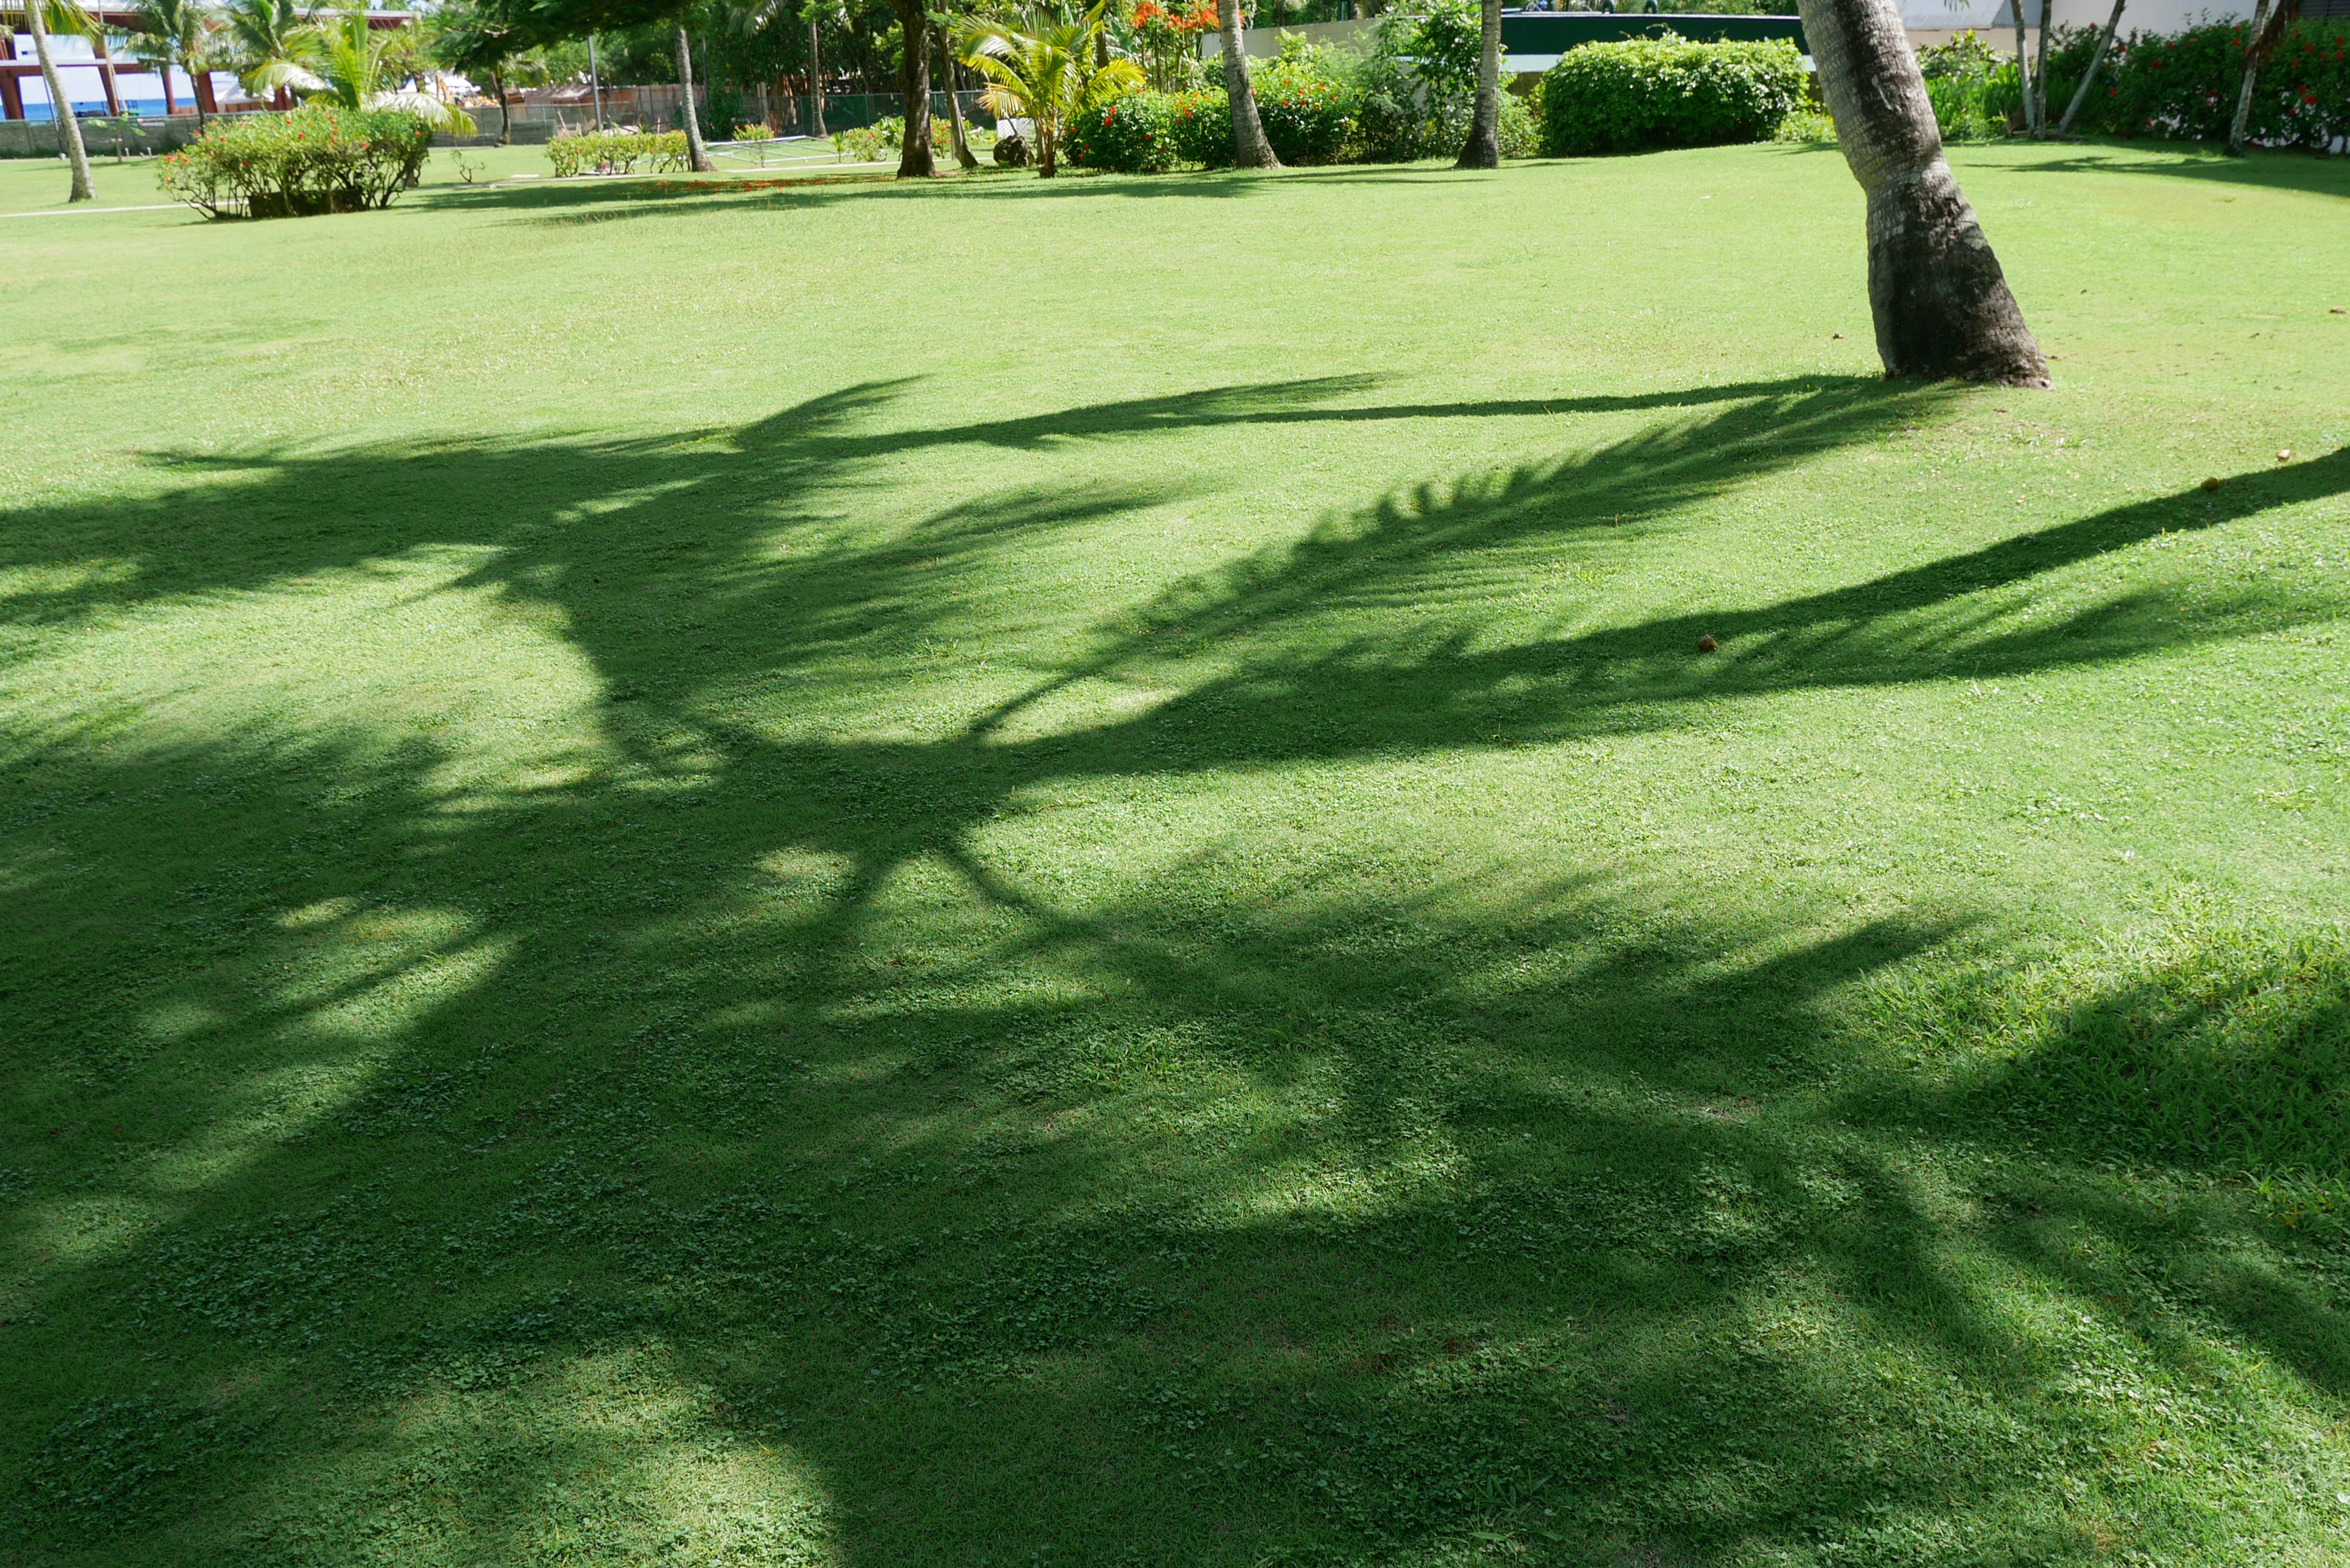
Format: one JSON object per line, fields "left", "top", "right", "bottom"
{"left": 127, "top": 0, "right": 220, "bottom": 124}
{"left": 957, "top": 2, "right": 1138, "bottom": 177}
{"left": 3, "top": 0, "right": 99, "bottom": 200}
{"left": 671, "top": 17, "right": 714, "bottom": 170}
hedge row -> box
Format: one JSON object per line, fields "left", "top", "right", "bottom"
{"left": 155, "top": 105, "right": 431, "bottom": 220}
{"left": 2054, "top": 20, "right": 2350, "bottom": 150}
{"left": 546, "top": 129, "right": 693, "bottom": 176}
{"left": 1539, "top": 35, "right": 1807, "bottom": 156}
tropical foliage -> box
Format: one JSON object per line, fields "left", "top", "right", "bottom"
{"left": 154, "top": 102, "right": 433, "bottom": 216}
{"left": 545, "top": 125, "right": 690, "bottom": 172}
{"left": 247, "top": 6, "right": 478, "bottom": 133}
{"left": 957, "top": 1, "right": 1141, "bottom": 176}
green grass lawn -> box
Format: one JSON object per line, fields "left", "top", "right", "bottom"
{"left": 3, "top": 138, "right": 2348, "bottom": 1567}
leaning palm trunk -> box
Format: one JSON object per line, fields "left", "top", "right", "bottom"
{"left": 1216, "top": 0, "right": 1277, "bottom": 168}
{"left": 674, "top": 23, "right": 715, "bottom": 171}
{"left": 2055, "top": 0, "right": 2124, "bottom": 135}
{"left": 892, "top": 0, "right": 935, "bottom": 176}
{"left": 2228, "top": 0, "right": 2292, "bottom": 155}
{"left": 937, "top": 23, "right": 978, "bottom": 169}
{"left": 23, "top": 0, "right": 95, "bottom": 202}
{"left": 1455, "top": 0, "right": 1501, "bottom": 168}
{"left": 1795, "top": 0, "right": 2048, "bottom": 383}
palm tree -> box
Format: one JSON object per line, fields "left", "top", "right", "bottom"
{"left": 261, "top": 7, "right": 477, "bottom": 132}
{"left": 888, "top": 0, "right": 934, "bottom": 176}
{"left": 1455, "top": 0, "right": 1499, "bottom": 168}
{"left": 1794, "top": 0, "right": 2046, "bottom": 383}
{"left": 427, "top": 0, "right": 548, "bottom": 145}
{"left": 127, "top": 0, "right": 220, "bottom": 124}
{"left": 671, "top": 18, "right": 714, "bottom": 171}
{"left": 2, "top": 0, "right": 99, "bottom": 200}
{"left": 1211, "top": 0, "right": 1274, "bottom": 168}
{"left": 957, "top": 2, "right": 1139, "bottom": 177}
{"left": 222, "top": 0, "right": 308, "bottom": 106}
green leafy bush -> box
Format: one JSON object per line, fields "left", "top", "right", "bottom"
{"left": 1769, "top": 106, "right": 1837, "bottom": 142}
{"left": 2077, "top": 20, "right": 2350, "bottom": 150}
{"left": 830, "top": 114, "right": 957, "bottom": 164}
{"left": 1067, "top": 89, "right": 1185, "bottom": 172}
{"left": 1498, "top": 85, "right": 1542, "bottom": 158}
{"left": 545, "top": 129, "right": 690, "bottom": 176}
{"left": 1539, "top": 34, "right": 1806, "bottom": 155}
{"left": 155, "top": 105, "right": 432, "bottom": 220}
{"left": 1250, "top": 49, "right": 1359, "bottom": 165}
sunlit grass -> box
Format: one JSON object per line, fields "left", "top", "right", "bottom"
{"left": 2, "top": 138, "right": 2349, "bottom": 1565}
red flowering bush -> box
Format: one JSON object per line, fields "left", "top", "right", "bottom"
{"left": 2047, "top": 19, "right": 2350, "bottom": 147}
{"left": 157, "top": 105, "right": 433, "bottom": 219}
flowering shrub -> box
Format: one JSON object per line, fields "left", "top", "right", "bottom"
{"left": 155, "top": 106, "right": 433, "bottom": 220}
{"left": 1540, "top": 35, "right": 1807, "bottom": 156}
{"left": 546, "top": 129, "right": 690, "bottom": 176}
{"left": 2061, "top": 20, "right": 2350, "bottom": 149}
{"left": 1250, "top": 51, "right": 1359, "bottom": 164}
{"left": 1067, "top": 89, "right": 1185, "bottom": 171}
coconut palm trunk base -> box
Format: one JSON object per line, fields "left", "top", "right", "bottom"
{"left": 893, "top": 0, "right": 936, "bottom": 177}
{"left": 673, "top": 24, "right": 715, "bottom": 173}
{"left": 1216, "top": 0, "right": 1278, "bottom": 169}
{"left": 1799, "top": 0, "right": 2046, "bottom": 386}
{"left": 20, "top": 0, "right": 95, "bottom": 201}
{"left": 1864, "top": 161, "right": 2048, "bottom": 384}
{"left": 1456, "top": 0, "right": 1502, "bottom": 169}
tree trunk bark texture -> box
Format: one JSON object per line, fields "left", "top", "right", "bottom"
{"left": 937, "top": 24, "right": 977, "bottom": 169}
{"left": 2228, "top": 0, "right": 2292, "bottom": 155}
{"left": 2056, "top": 0, "right": 2125, "bottom": 136}
{"left": 494, "top": 74, "right": 510, "bottom": 145}
{"left": 1217, "top": 0, "right": 1279, "bottom": 168}
{"left": 24, "top": 0, "right": 95, "bottom": 202}
{"left": 893, "top": 0, "right": 934, "bottom": 177}
{"left": 1796, "top": 0, "right": 2048, "bottom": 384}
{"left": 2009, "top": 0, "right": 2039, "bottom": 135}
{"left": 1456, "top": 0, "right": 1501, "bottom": 168}
{"left": 808, "top": 18, "right": 826, "bottom": 136}
{"left": 2029, "top": 0, "right": 2054, "bottom": 134}
{"left": 674, "top": 24, "right": 715, "bottom": 171}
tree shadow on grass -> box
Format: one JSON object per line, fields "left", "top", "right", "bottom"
{"left": 6, "top": 376, "right": 2350, "bottom": 1563}
{"left": 2002, "top": 143, "right": 2350, "bottom": 199}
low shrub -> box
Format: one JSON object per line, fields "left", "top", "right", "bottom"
{"left": 546, "top": 128, "right": 690, "bottom": 176}
{"left": 1067, "top": 90, "right": 1185, "bottom": 173}
{"left": 1540, "top": 34, "right": 1807, "bottom": 155}
{"left": 1498, "top": 86, "right": 1542, "bottom": 158}
{"left": 830, "top": 114, "right": 958, "bottom": 164}
{"left": 155, "top": 105, "right": 432, "bottom": 219}
{"left": 1769, "top": 106, "right": 1837, "bottom": 142}
{"left": 2081, "top": 20, "right": 2350, "bottom": 150}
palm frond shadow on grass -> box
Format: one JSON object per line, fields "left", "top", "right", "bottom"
{"left": 7, "top": 378, "right": 2350, "bottom": 1562}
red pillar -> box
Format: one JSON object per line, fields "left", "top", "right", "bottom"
{"left": 95, "top": 35, "right": 123, "bottom": 116}
{"left": 0, "top": 39, "right": 22, "bottom": 122}
{"left": 193, "top": 70, "right": 218, "bottom": 117}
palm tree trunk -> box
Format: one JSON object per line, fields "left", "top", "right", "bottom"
{"left": 2029, "top": 0, "right": 2055, "bottom": 134}
{"left": 2054, "top": 0, "right": 2123, "bottom": 135}
{"left": 807, "top": 16, "right": 826, "bottom": 136}
{"left": 891, "top": 0, "right": 934, "bottom": 177}
{"left": 936, "top": 22, "right": 977, "bottom": 169}
{"left": 493, "top": 71, "right": 510, "bottom": 146}
{"left": 1455, "top": 0, "right": 1501, "bottom": 168}
{"left": 24, "top": 0, "right": 95, "bottom": 202}
{"left": 674, "top": 22, "right": 714, "bottom": 171}
{"left": 1794, "top": 0, "right": 2048, "bottom": 384}
{"left": 2009, "top": 0, "right": 2038, "bottom": 135}
{"left": 2227, "top": 0, "right": 2291, "bottom": 155}
{"left": 1217, "top": 0, "right": 1277, "bottom": 168}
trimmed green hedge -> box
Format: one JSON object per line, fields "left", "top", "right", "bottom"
{"left": 155, "top": 105, "right": 432, "bottom": 220}
{"left": 1540, "top": 34, "right": 1807, "bottom": 155}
